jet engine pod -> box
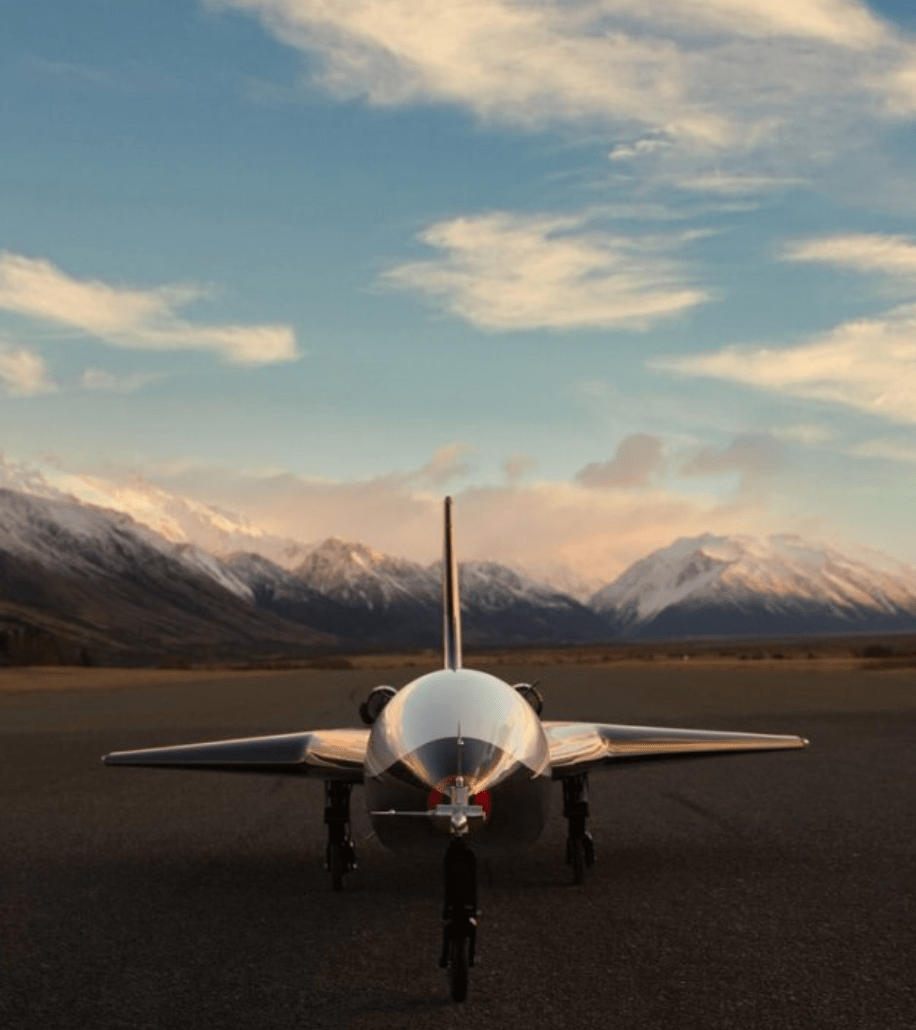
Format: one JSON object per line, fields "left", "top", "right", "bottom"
{"left": 359, "top": 685, "right": 397, "bottom": 725}
{"left": 514, "top": 683, "right": 543, "bottom": 716}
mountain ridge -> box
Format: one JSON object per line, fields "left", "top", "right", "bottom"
{"left": 590, "top": 533, "right": 916, "bottom": 638}
{"left": 2, "top": 485, "right": 916, "bottom": 663}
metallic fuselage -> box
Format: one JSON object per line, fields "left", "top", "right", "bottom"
{"left": 364, "top": 668, "right": 553, "bottom": 852}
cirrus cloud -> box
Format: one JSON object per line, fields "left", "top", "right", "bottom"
{"left": 654, "top": 303, "right": 916, "bottom": 424}
{"left": 211, "top": 0, "right": 916, "bottom": 189}
{"left": 783, "top": 233, "right": 916, "bottom": 282}
{"left": 0, "top": 252, "right": 299, "bottom": 366}
{"left": 383, "top": 212, "right": 709, "bottom": 331}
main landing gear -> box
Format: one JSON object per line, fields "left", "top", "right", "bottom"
{"left": 439, "top": 836, "right": 478, "bottom": 1003}
{"left": 562, "top": 773, "right": 595, "bottom": 885}
{"left": 324, "top": 780, "right": 356, "bottom": 891}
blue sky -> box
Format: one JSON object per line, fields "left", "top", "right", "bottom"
{"left": 3, "top": 0, "right": 916, "bottom": 582}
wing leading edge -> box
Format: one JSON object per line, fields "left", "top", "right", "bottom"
{"left": 544, "top": 721, "right": 807, "bottom": 778}
{"left": 103, "top": 728, "right": 368, "bottom": 781}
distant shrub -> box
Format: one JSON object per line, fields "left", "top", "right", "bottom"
{"left": 860, "top": 645, "right": 895, "bottom": 659}
{"left": 157, "top": 656, "right": 191, "bottom": 669}
{"left": 305, "top": 656, "right": 354, "bottom": 670}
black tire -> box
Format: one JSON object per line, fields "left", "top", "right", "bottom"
{"left": 570, "top": 837, "right": 585, "bottom": 886}
{"left": 448, "top": 934, "right": 469, "bottom": 1002}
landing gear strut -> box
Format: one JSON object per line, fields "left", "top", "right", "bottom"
{"left": 562, "top": 774, "right": 595, "bottom": 885}
{"left": 439, "top": 836, "right": 478, "bottom": 1003}
{"left": 324, "top": 780, "right": 356, "bottom": 891}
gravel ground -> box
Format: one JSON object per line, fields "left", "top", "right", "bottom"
{"left": 1, "top": 662, "right": 913, "bottom": 1029}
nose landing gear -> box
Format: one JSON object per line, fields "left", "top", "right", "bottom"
{"left": 324, "top": 780, "right": 356, "bottom": 891}
{"left": 440, "top": 835, "right": 478, "bottom": 1003}
{"left": 562, "top": 773, "right": 595, "bottom": 885}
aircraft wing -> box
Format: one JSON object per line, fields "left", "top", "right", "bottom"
{"left": 544, "top": 721, "right": 807, "bottom": 778}
{"left": 103, "top": 728, "right": 369, "bottom": 782}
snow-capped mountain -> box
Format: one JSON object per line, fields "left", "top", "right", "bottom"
{"left": 225, "top": 540, "right": 608, "bottom": 646}
{"left": 590, "top": 533, "right": 916, "bottom": 638}
{"left": 0, "top": 488, "right": 255, "bottom": 601}
{"left": 0, "top": 489, "right": 330, "bottom": 664}
{"left": 0, "top": 452, "right": 306, "bottom": 565}
{"left": 4, "top": 478, "right": 916, "bottom": 663}
{"left": 223, "top": 551, "right": 315, "bottom": 604}
{"left": 293, "top": 539, "right": 439, "bottom": 608}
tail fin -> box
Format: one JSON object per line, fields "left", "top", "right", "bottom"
{"left": 442, "top": 496, "right": 463, "bottom": 671}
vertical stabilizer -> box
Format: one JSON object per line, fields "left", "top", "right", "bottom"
{"left": 443, "top": 496, "right": 463, "bottom": 670}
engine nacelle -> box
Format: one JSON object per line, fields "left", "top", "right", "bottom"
{"left": 359, "top": 685, "right": 397, "bottom": 725}
{"left": 514, "top": 683, "right": 543, "bottom": 716}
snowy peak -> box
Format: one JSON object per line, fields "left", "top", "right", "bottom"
{"left": 223, "top": 551, "right": 315, "bottom": 604}
{"left": 0, "top": 487, "right": 255, "bottom": 602}
{"left": 590, "top": 533, "right": 732, "bottom": 622}
{"left": 590, "top": 532, "right": 916, "bottom": 635}
{"left": 293, "top": 538, "right": 437, "bottom": 607}
{"left": 456, "top": 561, "right": 580, "bottom": 611}
{"left": 0, "top": 453, "right": 303, "bottom": 564}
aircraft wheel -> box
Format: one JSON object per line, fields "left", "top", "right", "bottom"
{"left": 448, "top": 935, "right": 469, "bottom": 1003}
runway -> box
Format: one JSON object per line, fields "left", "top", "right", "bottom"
{"left": 1, "top": 661, "right": 913, "bottom": 1029}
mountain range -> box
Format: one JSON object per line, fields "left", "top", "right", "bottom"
{"left": 1, "top": 485, "right": 915, "bottom": 665}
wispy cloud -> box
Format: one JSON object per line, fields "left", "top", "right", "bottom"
{"left": 783, "top": 233, "right": 916, "bottom": 282}
{"left": 383, "top": 212, "right": 709, "bottom": 331}
{"left": 608, "top": 138, "right": 672, "bottom": 162}
{"left": 211, "top": 0, "right": 916, "bottom": 191}
{"left": 575, "top": 434, "right": 665, "bottom": 489}
{"left": 0, "top": 253, "right": 298, "bottom": 366}
{"left": 655, "top": 304, "right": 916, "bottom": 424}
{"left": 413, "top": 443, "right": 476, "bottom": 486}
{"left": 79, "top": 369, "right": 165, "bottom": 393}
{"left": 626, "top": 0, "right": 886, "bottom": 48}
{"left": 0, "top": 340, "right": 55, "bottom": 397}
{"left": 849, "top": 438, "right": 916, "bottom": 464}
{"left": 677, "top": 173, "right": 803, "bottom": 195}
{"left": 772, "top": 423, "right": 834, "bottom": 446}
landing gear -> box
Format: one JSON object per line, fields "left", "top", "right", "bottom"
{"left": 562, "top": 774, "right": 595, "bottom": 885}
{"left": 324, "top": 780, "right": 356, "bottom": 891}
{"left": 440, "top": 836, "right": 478, "bottom": 1003}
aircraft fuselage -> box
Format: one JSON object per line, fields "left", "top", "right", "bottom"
{"left": 364, "top": 668, "right": 553, "bottom": 852}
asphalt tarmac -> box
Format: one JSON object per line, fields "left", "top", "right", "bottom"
{"left": 1, "top": 661, "right": 913, "bottom": 1029}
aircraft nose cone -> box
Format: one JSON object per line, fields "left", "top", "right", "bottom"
{"left": 402, "top": 736, "right": 508, "bottom": 795}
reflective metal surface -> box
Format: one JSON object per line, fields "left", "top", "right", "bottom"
{"left": 365, "top": 668, "right": 552, "bottom": 851}
{"left": 544, "top": 721, "right": 808, "bottom": 776}
{"left": 102, "top": 728, "right": 368, "bottom": 780}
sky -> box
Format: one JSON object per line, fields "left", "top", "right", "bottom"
{"left": 3, "top": 0, "right": 916, "bottom": 586}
